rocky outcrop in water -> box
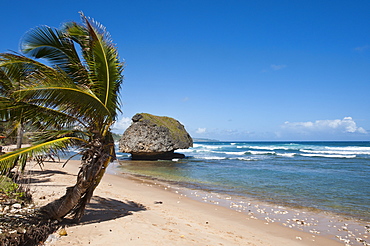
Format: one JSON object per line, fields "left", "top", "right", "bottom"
{"left": 119, "top": 113, "right": 193, "bottom": 160}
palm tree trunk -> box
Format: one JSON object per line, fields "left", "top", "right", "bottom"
{"left": 16, "top": 124, "right": 23, "bottom": 149}
{"left": 37, "top": 138, "right": 114, "bottom": 222}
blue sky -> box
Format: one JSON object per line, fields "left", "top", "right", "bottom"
{"left": 1, "top": 0, "right": 369, "bottom": 141}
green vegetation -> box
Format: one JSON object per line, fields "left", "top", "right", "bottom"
{"left": 0, "top": 175, "right": 29, "bottom": 202}
{"left": 0, "top": 13, "right": 124, "bottom": 221}
{"left": 137, "top": 113, "right": 190, "bottom": 143}
{"left": 0, "top": 176, "right": 18, "bottom": 194}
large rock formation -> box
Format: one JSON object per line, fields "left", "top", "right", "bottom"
{"left": 119, "top": 113, "right": 193, "bottom": 160}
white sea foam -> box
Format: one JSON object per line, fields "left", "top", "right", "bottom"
{"left": 248, "top": 146, "right": 291, "bottom": 151}
{"left": 276, "top": 153, "right": 295, "bottom": 157}
{"left": 300, "top": 149, "right": 370, "bottom": 155}
{"left": 325, "top": 146, "right": 370, "bottom": 151}
{"left": 235, "top": 157, "right": 256, "bottom": 161}
{"left": 192, "top": 143, "right": 367, "bottom": 160}
{"left": 300, "top": 153, "right": 356, "bottom": 158}
{"left": 236, "top": 145, "right": 249, "bottom": 149}
{"left": 201, "top": 156, "right": 227, "bottom": 160}
{"left": 224, "top": 151, "right": 246, "bottom": 155}
{"left": 197, "top": 145, "right": 227, "bottom": 150}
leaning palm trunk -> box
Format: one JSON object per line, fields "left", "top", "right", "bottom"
{"left": 38, "top": 137, "right": 114, "bottom": 222}
{"left": 0, "top": 13, "right": 123, "bottom": 223}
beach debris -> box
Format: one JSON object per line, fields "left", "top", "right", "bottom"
{"left": 336, "top": 235, "right": 351, "bottom": 244}
{"left": 264, "top": 217, "right": 276, "bottom": 223}
{"left": 309, "top": 229, "right": 320, "bottom": 234}
{"left": 154, "top": 201, "right": 163, "bottom": 204}
{"left": 365, "top": 225, "right": 370, "bottom": 233}
{"left": 45, "top": 234, "right": 59, "bottom": 244}
{"left": 59, "top": 228, "right": 67, "bottom": 236}
{"left": 274, "top": 210, "right": 288, "bottom": 215}
{"left": 11, "top": 203, "right": 22, "bottom": 209}
{"left": 356, "top": 237, "right": 365, "bottom": 243}
{"left": 0, "top": 202, "right": 59, "bottom": 245}
{"left": 146, "top": 182, "right": 369, "bottom": 246}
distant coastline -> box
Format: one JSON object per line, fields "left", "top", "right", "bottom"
{"left": 192, "top": 138, "right": 219, "bottom": 142}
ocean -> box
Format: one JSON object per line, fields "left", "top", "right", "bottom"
{"left": 115, "top": 141, "right": 370, "bottom": 223}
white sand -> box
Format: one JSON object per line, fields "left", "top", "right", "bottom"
{"left": 28, "top": 160, "right": 342, "bottom": 246}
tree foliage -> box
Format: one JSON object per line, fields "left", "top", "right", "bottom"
{"left": 0, "top": 12, "right": 124, "bottom": 221}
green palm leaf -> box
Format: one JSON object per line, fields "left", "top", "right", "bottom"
{"left": 0, "top": 53, "right": 78, "bottom": 88}
{"left": 21, "top": 25, "right": 85, "bottom": 79}
{"left": 0, "top": 137, "right": 87, "bottom": 173}
{"left": 31, "top": 130, "right": 89, "bottom": 144}
{"left": 68, "top": 14, "right": 123, "bottom": 120}
{"left": 4, "top": 102, "right": 86, "bottom": 130}
{"left": 13, "top": 86, "right": 111, "bottom": 126}
{"left": 0, "top": 13, "right": 124, "bottom": 221}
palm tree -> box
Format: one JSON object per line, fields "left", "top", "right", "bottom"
{"left": 0, "top": 13, "right": 124, "bottom": 222}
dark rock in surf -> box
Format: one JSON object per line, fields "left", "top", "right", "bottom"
{"left": 119, "top": 113, "right": 193, "bottom": 160}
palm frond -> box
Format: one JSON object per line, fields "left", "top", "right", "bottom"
{"left": 0, "top": 137, "right": 87, "bottom": 173}
{"left": 0, "top": 66, "right": 14, "bottom": 96}
{"left": 31, "top": 130, "right": 89, "bottom": 144}
{"left": 13, "top": 86, "right": 111, "bottom": 126}
{"left": 21, "top": 25, "right": 85, "bottom": 78}
{"left": 0, "top": 97, "right": 14, "bottom": 115}
{"left": 0, "top": 53, "right": 73, "bottom": 94}
{"left": 0, "top": 13, "right": 125, "bottom": 222}
{"left": 80, "top": 14, "right": 124, "bottom": 120}
{"left": 4, "top": 102, "right": 86, "bottom": 130}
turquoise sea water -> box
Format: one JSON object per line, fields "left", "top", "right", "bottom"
{"left": 116, "top": 141, "right": 370, "bottom": 222}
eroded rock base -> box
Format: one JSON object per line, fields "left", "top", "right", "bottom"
{"left": 130, "top": 151, "right": 185, "bottom": 160}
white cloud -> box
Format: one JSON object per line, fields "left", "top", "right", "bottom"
{"left": 282, "top": 117, "right": 367, "bottom": 135}
{"left": 112, "top": 117, "right": 132, "bottom": 133}
{"left": 196, "top": 128, "right": 207, "bottom": 134}
{"left": 271, "top": 64, "right": 287, "bottom": 71}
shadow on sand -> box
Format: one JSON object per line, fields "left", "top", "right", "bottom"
{"left": 25, "top": 166, "right": 146, "bottom": 226}
{"left": 62, "top": 196, "right": 146, "bottom": 226}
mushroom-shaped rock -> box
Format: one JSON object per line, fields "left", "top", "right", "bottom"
{"left": 119, "top": 113, "right": 193, "bottom": 160}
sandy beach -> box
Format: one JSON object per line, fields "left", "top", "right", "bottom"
{"left": 26, "top": 160, "right": 347, "bottom": 246}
